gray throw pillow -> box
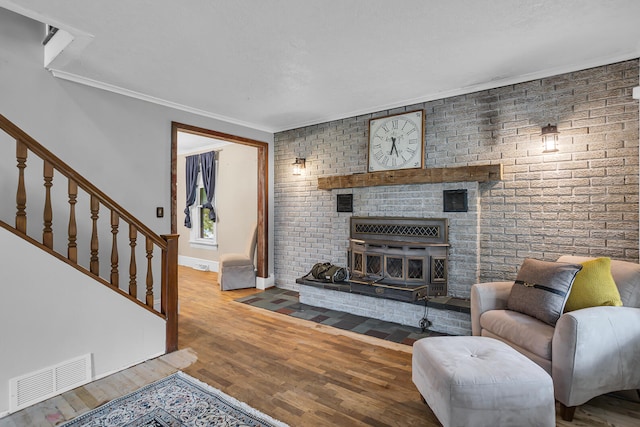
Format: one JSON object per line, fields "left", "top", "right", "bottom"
{"left": 507, "top": 258, "right": 582, "bottom": 325}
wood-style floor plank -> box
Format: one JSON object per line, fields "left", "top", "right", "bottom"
{"left": 1, "top": 266, "right": 638, "bottom": 426}
{"left": 174, "top": 268, "right": 640, "bottom": 427}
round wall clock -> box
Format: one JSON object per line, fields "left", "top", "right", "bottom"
{"left": 368, "top": 110, "right": 424, "bottom": 172}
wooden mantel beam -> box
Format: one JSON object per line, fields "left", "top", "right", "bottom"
{"left": 317, "top": 164, "right": 503, "bottom": 190}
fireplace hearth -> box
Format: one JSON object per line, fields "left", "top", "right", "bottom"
{"left": 295, "top": 215, "right": 470, "bottom": 334}
{"left": 292, "top": 206, "right": 475, "bottom": 334}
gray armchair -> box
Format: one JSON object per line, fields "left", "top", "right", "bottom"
{"left": 471, "top": 255, "right": 640, "bottom": 421}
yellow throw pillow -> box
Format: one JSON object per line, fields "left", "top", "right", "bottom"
{"left": 564, "top": 257, "right": 623, "bottom": 312}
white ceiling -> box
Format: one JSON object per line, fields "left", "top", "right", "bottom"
{"left": 3, "top": 0, "right": 640, "bottom": 133}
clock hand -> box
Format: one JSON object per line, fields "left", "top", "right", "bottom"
{"left": 390, "top": 137, "right": 399, "bottom": 156}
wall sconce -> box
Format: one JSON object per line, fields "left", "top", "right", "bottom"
{"left": 292, "top": 157, "right": 306, "bottom": 175}
{"left": 541, "top": 123, "right": 559, "bottom": 153}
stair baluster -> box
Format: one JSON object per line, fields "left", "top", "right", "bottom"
{"left": 90, "top": 195, "right": 100, "bottom": 275}
{"left": 146, "top": 236, "right": 154, "bottom": 307}
{"left": 129, "top": 223, "right": 137, "bottom": 298}
{"left": 111, "top": 210, "right": 119, "bottom": 287}
{"left": 16, "top": 140, "right": 27, "bottom": 234}
{"left": 43, "top": 160, "right": 54, "bottom": 249}
{"left": 67, "top": 179, "right": 78, "bottom": 262}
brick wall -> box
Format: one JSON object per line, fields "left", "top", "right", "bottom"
{"left": 274, "top": 59, "right": 639, "bottom": 297}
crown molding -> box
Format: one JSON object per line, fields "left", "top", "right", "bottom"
{"left": 47, "top": 69, "right": 276, "bottom": 134}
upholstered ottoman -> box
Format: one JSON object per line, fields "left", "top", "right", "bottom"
{"left": 412, "top": 336, "right": 555, "bottom": 427}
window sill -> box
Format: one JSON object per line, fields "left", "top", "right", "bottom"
{"left": 189, "top": 240, "right": 218, "bottom": 250}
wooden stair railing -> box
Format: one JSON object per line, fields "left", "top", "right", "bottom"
{"left": 0, "top": 114, "right": 178, "bottom": 353}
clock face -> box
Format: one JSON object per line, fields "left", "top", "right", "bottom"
{"left": 368, "top": 110, "right": 424, "bottom": 172}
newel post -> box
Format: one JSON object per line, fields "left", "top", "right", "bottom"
{"left": 161, "top": 234, "right": 179, "bottom": 353}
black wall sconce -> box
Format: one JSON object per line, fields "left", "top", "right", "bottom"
{"left": 292, "top": 157, "right": 306, "bottom": 175}
{"left": 541, "top": 123, "right": 559, "bottom": 153}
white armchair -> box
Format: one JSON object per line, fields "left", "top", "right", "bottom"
{"left": 471, "top": 255, "right": 640, "bottom": 421}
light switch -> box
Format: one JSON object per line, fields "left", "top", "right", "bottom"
{"left": 156, "top": 207, "right": 164, "bottom": 218}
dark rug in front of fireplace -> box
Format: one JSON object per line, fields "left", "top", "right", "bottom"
{"left": 235, "top": 288, "right": 446, "bottom": 346}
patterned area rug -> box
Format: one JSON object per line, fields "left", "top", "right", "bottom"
{"left": 60, "top": 371, "right": 289, "bottom": 427}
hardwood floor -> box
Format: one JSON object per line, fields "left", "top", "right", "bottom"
{"left": 2, "top": 266, "right": 639, "bottom": 426}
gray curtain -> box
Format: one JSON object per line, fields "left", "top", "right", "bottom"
{"left": 200, "top": 151, "right": 217, "bottom": 222}
{"left": 184, "top": 154, "right": 199, "bottom": 228}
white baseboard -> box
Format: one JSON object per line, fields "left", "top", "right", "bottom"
{"left": 178, "top": 255, "right": 219, "bottom": 272}
{"left": 92, "top": 351, "right": 165, "bottom": 383}
{"left": 256, "top": 274, "right": 275, "bottom": 290}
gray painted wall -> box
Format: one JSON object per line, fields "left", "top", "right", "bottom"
{"left": 0, "top": 228, "right": 165, "bottom": 415}
{"left": 0, "top": 7, "right": 274, "bottom": 277}
{"left": 0, "top": 8, "right": 274, "bottom": 413}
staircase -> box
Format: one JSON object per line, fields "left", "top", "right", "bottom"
{"left": 0, "top": 114, "right": 178, "bottom": 353}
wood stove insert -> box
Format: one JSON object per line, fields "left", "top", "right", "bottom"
{"left": 348, "top": 216, "right": 449, "bottom": 297}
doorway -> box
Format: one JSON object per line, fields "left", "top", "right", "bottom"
{"left": 171, "top": 122, "right": 268, "bottom": 278}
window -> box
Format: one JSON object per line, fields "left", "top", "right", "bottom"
{"left": 199, "top": 187, "right": 215, "bottom": 239}
{"left": 190, "top": 173, "right": 217, "bottom": 248}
